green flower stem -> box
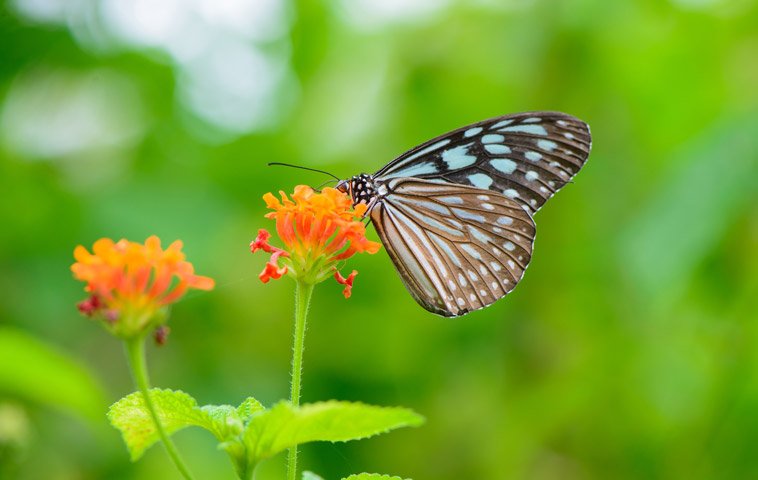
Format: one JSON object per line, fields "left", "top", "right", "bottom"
{"left": 287, "top": 279, "right": 315, "bottom": 480}
{"left": 125, "top": 336, "right": 196, "bottom": 480}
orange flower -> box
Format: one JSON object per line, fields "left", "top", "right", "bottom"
{"left": 334, "top": 270, "right": 358, "bottom": 299}
{"left": 250, "top": 185, "right": 381, "bottom": 295}
{"left": 71, "top": 236, "right": 215, "bottom": 339}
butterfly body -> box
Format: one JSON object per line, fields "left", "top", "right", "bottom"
{"left": 337, "top": 111, "right": 591, "bottom": 317}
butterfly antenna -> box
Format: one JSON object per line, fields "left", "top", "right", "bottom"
{"left": 267, "top": 162, "right": 340, "bottom": 181}
{"left": 315, "top": 179, "right": 340, "bottom": 191}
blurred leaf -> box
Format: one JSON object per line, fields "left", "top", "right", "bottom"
{"left": 0, "top": 326, "right": 106, "bottom": 421}
{"left": 343, "top": 474, "right": 411, "bottom": 480}
{"left": 303, "top": 472, "right": 325, "bottom": 480}
{"left": 0, "top": 402, "right": 31, "bottom": 479}
{"left": 243, "top": 401, "right": 424, "bottom": 462}
{"left": 620, "top": 114, "right": 758, "bottom": 303}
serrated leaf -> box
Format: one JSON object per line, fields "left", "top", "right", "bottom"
{"left": 243, "top": 401, "right": 424, "bottom": 462}
{"left": 108, "top": 388, "right": 265, "bottom": 462}
{"left": 201, "top": 404, "right": 244, "bottom": 440}
{"left": 303, "top": 471, "right": 325, "bottom": 480}
{"left": 343, "top": 475, "right": 411, "bottom": 480}
{"left": 107, "top": 389, "right": 212, "bottom": 461}
{"left": 237, "top": 397, "right": 265, "bottom": 421}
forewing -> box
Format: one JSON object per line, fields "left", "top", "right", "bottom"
{"left": 370, "top": 178, "right": 536, "bottom": 317}
{"left": 374, "top": 111, "right": 591, "bottom": 214}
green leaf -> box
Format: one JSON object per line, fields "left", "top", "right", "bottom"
{"left": 303, "top": 472, "right": 411, "bottom": 480}
{"left": 0, "top": 326, "right": 106, "bottom": 421}
{"left": 236, "top": 397, "right": 265, "bottom": 421}
{"left": 201, "top": 404, "right": 245, "bottom": 440}
{"left": 343, "top": 475, "right": 411, "bottom": 480}
{"left": 303, "top": 472, "right": 325, "bottom": 480}
{"left": 108, "top": 389, "right": 268, "bottom": 467}
{"left": 243, "top": 401, "right": 424, "bottom": 462}
{"left": 107, "top": 389, "right": 211, "bottom": 461}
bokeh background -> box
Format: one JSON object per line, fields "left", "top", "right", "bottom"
{"left": 1, "top": 0, "right": 756, "bottom": 478}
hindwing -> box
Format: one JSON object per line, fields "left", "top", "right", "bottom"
{"left": 370, "top": 178, "right": 536, "bottom": 317}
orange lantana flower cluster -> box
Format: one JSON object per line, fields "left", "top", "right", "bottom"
{"left": 71, "top": 236, "right": 215, "bottom": 339}
{"left": 250, "top": 185, "right": 381, "bottom": 297}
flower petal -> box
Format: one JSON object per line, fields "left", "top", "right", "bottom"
{"left": 259, "top": 251, "right": 288, "bottom": 283}
{"left": 334, "top": 270, "right": 358, "bottom": 299}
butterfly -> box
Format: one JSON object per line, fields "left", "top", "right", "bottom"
{"left": 335, "top": 111, "right": 592, "bottom": 317}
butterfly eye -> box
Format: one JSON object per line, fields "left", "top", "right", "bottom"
{"left": 335, "top": 180, "right": 349, "bottom": 194}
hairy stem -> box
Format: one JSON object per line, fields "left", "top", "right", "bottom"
{"left": 125, "top": 337, "right": 196, "bottom": 480}
{"left": 287, "top": 280, "right": 315, "bottom": 480}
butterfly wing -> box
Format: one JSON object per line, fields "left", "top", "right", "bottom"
{"left": 370, "top": 178, "right": 536, "bottom": 317}
{"left": 374, "top": 111, "right": 591, "bottom": 214}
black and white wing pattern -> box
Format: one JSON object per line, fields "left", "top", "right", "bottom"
{"left": 374, "top": 111, "right": 591, "bottom": 214}
{"left": 370, "top": 178, "right": 536, "bottom": 317}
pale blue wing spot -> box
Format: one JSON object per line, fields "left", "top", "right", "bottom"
{"left": 380, "top": 206, "right": 438, "bottom": 297}
{"left": 448, "top": 218, "right": 464, "bottom": 229}
{"left": 451, "top": 208, "right": 486, "bottom": 222}
{"left": 468, "top": 173, "right": 493, "bottom": 189}
{"left": 525, "top": 171, "right": 539, "bottom": 181}
{"left": 438, "top": 196, "right": 464, "bottom": 205}
{"left": 499, "top": 125, "right": 548, "bottom": 136}
{"left": 497, "top": 216, "right": 513, "bottom": 226}
{"left": 384, "top": 161, "right": 438, "bottom": 178}
{"left": 484, "top": 144, "right": 511, "bottom": 155}
{"left": 429, "top": 233, "right": 462, "bottom": 268}
{"left": 481, "top": 203, "right": 495, "bottom": 210}
{"left": 399, "top": 204, "right": 465, "bottom": 238}
{"left": 504, "top": 241, "right": 516, "bottom": 251}
{"left": 490, "top": 119, "right": 513, "bottom": 129}
{"left": 503, "top": 188, "right": 519, "bottom": 198}
{"left": 464, "top": 127, "right": 483, "bottom": 137}
{"left": 441, "top": 144, "right": 477, "bottom": 169}
{"left": 383, "top": 139, "right": 452, "bottom": 176}
{"left": 490, "top": 158, "right": 517, "bottom": 174}
{"left": 564, "top": 132, "right": 575, "bottom": 139}
{"left": 525, "top": 151, "right": 542, "bottom": 162}
{"left": 481, "top": 134, "right": 504, "bottom": 144}
{"left": 537, "top": 139, "right": 557, "bottom": 151}
{"left": 410, "top": 200, "right": 450, "bottom": 216}
{"left": 461, "top": 243, "right": 483, "bottom": 260}
{"left": 522, "top": 117, "right": 542, "bottom": 123}
{"left": 467, "top": 225, "right": 493, "bottom": 244}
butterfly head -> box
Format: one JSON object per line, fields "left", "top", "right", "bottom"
{"left": 337, "top": 173, "right": 376, "bottom": 207}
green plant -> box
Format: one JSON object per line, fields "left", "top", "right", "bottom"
{"left": 71, "top": 186, "right": 422, "bottom": 479}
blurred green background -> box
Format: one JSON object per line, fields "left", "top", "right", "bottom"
{"left": 1, "top": 0, "right": 756, "bottom": 478}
